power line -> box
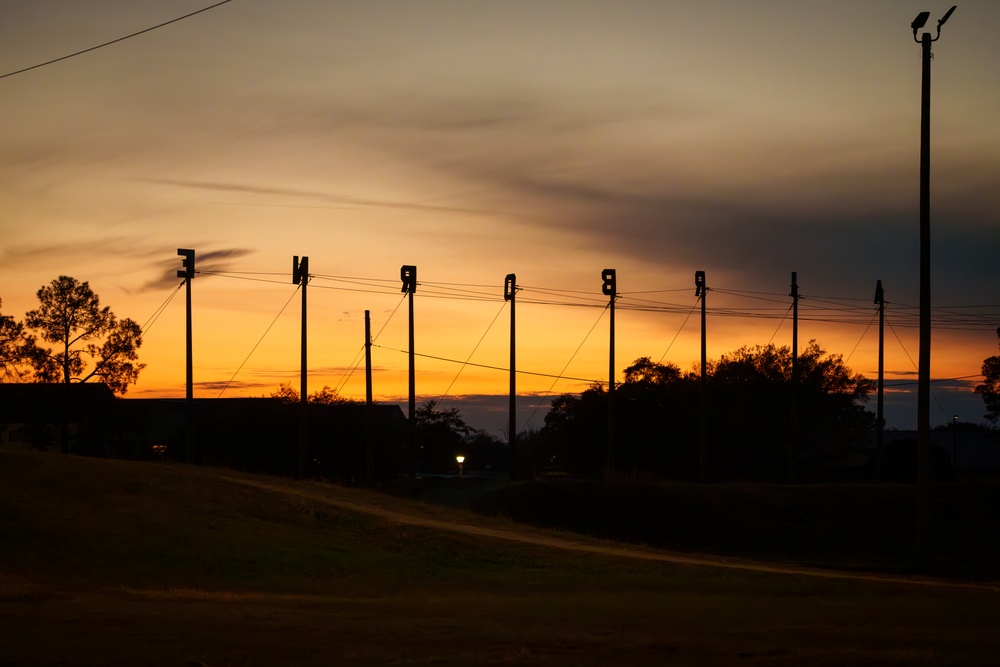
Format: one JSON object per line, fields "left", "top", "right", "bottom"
{"left": 767, "top": 305, "right": 793, "bottom": 345}
{"left": 884, "top": 374, "right": 984, "bottom": 387}
{"left": 333, "top": 294, "right": 407, "bottom": 395}
{"left": 197, "top": 271, "right": 290, "bottom": 287}
{"left": 217, "top": 285, "right": 300, "bottom": 398}
{"left": 657, "top": 298, "right": 700, "bottom": 365}
{"left": 0, "top": 1, "right": 234, "bottom": 80}
{"left": 185, "top": 267, "right": 1000, "bottom": 330}
{"left": 520, "top": 305, "right": 610, "bottom": 434}
{"left": 844, "top": 309, "right": 880, "bottom": 365}
{"left": 193, "top": 269, "right": 1000, "bottom": 332}
{"left": 436, "top": 301, "right": 509, "bottom": 402}
{"left": 371, "top": 345, "right": 601, "bottom": 384}
{"left": 139, "top": 281, "right": 184, "bottom": 334}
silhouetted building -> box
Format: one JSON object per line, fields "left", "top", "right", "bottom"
{"left": 0, "top": 383, "right": 116, "bottom": 453}
{"left": 0, "top": 386, "right": 407, "bottom": 481}
{"left": 115, "top": 398, "right": 407, "bottom": 481}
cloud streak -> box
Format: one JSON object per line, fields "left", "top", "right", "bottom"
{"left": 141, "top": 248, "right": 255, "bottom": 291}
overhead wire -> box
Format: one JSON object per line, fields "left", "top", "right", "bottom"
{"left": 844, "top": 307, "right": 880, "bottom": 365}
{"left": 436, "top": 301, "right": 509, "bottom": 403}
{"left": 519, "top": 304, "right": 610, "bottom": 434}
{"left": 139, "top": 281, "right": 184, "bottom": 335}
{"left": 657, "top": 297, "right": 700, "bottom": 365}
{"left": 767, "top": 305, "right": 793, "bottom": 345}
{"left": 0, "top": 0, "right": 234, "bottom": 80}
{"left": 216, "top": 285, "right": 301, "bottom": 398}
{"left": 196, "top": 270, "right": 290, "bottom": 287}
{"left": 370, "top": 346, "right": 601, "bottom": 385}
{"left": 884, "top": 315, "right": 965, "bottom": 422}
{"left": 333, "top": 294, "right": 408, "bottom": 396}
{"left": 202, "top": 269, "right": 1000, "bottom": 330}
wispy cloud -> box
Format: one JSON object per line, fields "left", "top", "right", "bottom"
{"left": 141, "top": 248, "right": 255, "bottom": 291}
{"left": 143, "top": 178, "right": 500, "bottom": 217}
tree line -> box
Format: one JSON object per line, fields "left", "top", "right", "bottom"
{"left": 531, "top": 342, "right": 873, "bottom": 481}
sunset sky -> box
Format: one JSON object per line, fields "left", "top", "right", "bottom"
{"left": 2, "top": 0, "right": 998, "bottom": 434}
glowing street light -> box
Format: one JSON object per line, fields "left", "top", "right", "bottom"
{"left": 456, "top": 455, "right": 465, "bottom": 477}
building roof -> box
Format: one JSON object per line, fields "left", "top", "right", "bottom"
{"left": 0, "top": 382, "right": 116, "bottom": 422}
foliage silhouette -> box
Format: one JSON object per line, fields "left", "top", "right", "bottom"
{"left": 0, "top": 298, "right": 27, "bottom": 383}
{"left": 537, "top": 341, "right": 874, "bottom": 481}
{"left": 414, "top": 400, "right": 506, "bottom": 473}
{"left": 267, "top": 382, "right": 357, "bottom": 405}
{"left": 975, "top": 328, "right": 1000, "bottom": 424}
{"left": 22, "top": 276, "right": 144, "bottom": 394}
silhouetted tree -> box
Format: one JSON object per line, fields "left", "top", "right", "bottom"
{"left": 414, "top": 400, "right": 474, "bottom": 473}
{"left": 538, "top": 342, "right": 874, "bottom": 481}
{"left": 267, "top": 382, "right": 357, "bottom": 404}
{"left": 707, "top": 341, "right": 873, "bottom": 479}
{"left": 464, "top": 430, "right": 509, "bottom": 472}
{"left": 537, "top": 359, "right": 700, "bottom": 479}
{"left": 536, "top": 388, "right": 607, "bottom": 478}
{"left": 622, "top": 356, "right": 683, "bottom": 386}
{"left": 0, "top": 299, "right": 27, "bottom": 382}
{"left": 975, "top": 328, "right": 1000, "bottom": 424}
{"left": 22, "top": 276, "right": 144, "bottom": 394}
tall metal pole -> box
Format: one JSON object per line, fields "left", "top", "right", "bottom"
{"left": 875, "top": 280, "right": 885, "bottom": 483}
{"left": 505, "top": 273, "right": 517, "bottom": 479}
{"left": 602, "top": 269, "right": 617, "bottom": 474}
{"left": 365, "top": 309, "right": 373, "bottom": 484}
{"left": 293, "top": 256, "right": 309, "bottom": 478}
{"left": 177, "top": 249, "right": 195, "bottom": 462}
{"left": 695, "top": 271, "right": 707, "bottom": 482}
{"left": 401, "top": 265, "right": 417, "bottom": 478}
{"left": 911, "top": 5, "right": 955, "bottom": 563}
{"left": 183, "top": 269, "right": 193, "bottom": 402}
{"left": 916, "top": 27, "right": 932, "bottom": 560}
{"left": 789, "top": 271, "right": 799, "bottom": 483}
{"left": 365, "top": 310, "right": 373, "bottom": 406}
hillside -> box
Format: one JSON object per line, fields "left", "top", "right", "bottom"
{"left": 2, "top": 450, "right": 999, "bottom": 666}
{"left": 388, "top": 474, "right": 1000, "bottom": 580}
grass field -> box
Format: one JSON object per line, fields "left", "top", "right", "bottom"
{"left": 1, "top": 449, "right": 999, "bottom": 665}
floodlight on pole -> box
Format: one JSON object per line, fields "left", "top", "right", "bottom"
{"left": 910, "top": 4, "right": 956, "bottom": 565}
{"left": 912, "top": 6, "right": 956, "bottom": 42}
{"left": 938, "top": 5, "right": 957, "bottom": 28}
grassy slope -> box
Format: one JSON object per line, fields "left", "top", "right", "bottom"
{"left": 1, "top": 450, "right": 999, "bottom": 666}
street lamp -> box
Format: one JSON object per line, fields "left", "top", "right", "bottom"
{"left": 456, "top": 455, "right": 465, "bottom": 478}
{"left": 911, "top": 5, "right": 956, "bottom": 562}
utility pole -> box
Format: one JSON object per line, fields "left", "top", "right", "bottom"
{"left": 911, "top": 4, "right": 956, "bottom": 564}
{"left": 602, "top": 269, "right": 617, "bottom": 474}
{"left": 695, "top": 270, "right": 708, "bottom": 482}
{"left": 504, "top": 273, "right": 517, "bottom": 479}
{"left": 293, "top": 256, "right": 309, "bottom": 479}
{"left": 875, "top": 280, "right": 885, "bottom": 482}
{"left": 365, "top": 309, "right": 373, "bottom": 484}
{"left": 401, "top": 265, "right": 417, "bottom": 478}
{"left": 177, "top": 248, "right": 195, "bottom": 462}
{"left": 789, "top": 271, "right": 799, "bottom": 483}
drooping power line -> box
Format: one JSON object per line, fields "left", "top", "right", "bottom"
{"left": 0, "top": 0, "right": 234, "bottom": 80}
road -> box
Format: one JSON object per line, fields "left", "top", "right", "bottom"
{"left": 223, "top": 474, "right": 1000, "bottom": 592}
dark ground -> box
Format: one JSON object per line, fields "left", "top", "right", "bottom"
{"left": 383, "top": 475, "right": 1000, "bottom": 581}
